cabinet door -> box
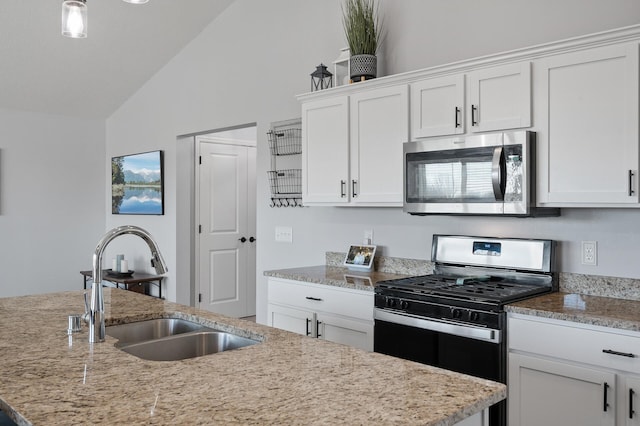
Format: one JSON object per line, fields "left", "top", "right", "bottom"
{"left": 350, "top": 85, "right": 408, "bottom": 206}
{"left": 624, "top": 376, "right": 640, "bottom": 426}
{"left": 536, "top": 43, "right": 639, "bottom": 205}
{"left": 468, "top": 62, "right": 531, "bottom": 132}
{"left": 267, "top": 303, "right": 315, "bottom": 337}
{"left": 410, "top": 75, "right": 464, "bottom": 138}
{"left": 316, "top": 312, "right": 373, "bottom": 352}
{"left": 302, "top": 96, "right": 350, "bottom": 204}
{"left": 508, "top": 353, "right": 616, "bottom": 426}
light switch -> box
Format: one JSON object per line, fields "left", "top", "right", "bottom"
{"left": 275, "top": 226, "right": 293, "bottom": 243}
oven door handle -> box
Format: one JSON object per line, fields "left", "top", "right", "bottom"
{"left": 374, "top": 308, "right": 501, "bottom": 344}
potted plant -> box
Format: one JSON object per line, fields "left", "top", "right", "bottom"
{"left": 342, "top": 0, "right": 382, "bottom": 82}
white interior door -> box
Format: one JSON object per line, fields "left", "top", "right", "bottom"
{"left": 197, "top": 141, "right": 256, "bottom": 317}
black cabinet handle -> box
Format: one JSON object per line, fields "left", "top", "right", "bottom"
{"left": 249, "top": 237, "right": 256, "bottom": 242}
{"left": 630, "top": 388, "right": 636, "bottom": 419}
{"left": 316, "top": 320, "right": 322, "bottom": 338}
{"left": 471, "top": 104, "right": 478, "bottom": 126}
{"left": 604, "top": 382, "right": 610, "bottom": 412}
{"left": 629, "top": 170, "right": 635, "bottom": 196}
{"left": 238, "top": 237, "right": 247, "bottom": 243}
{"left": 305, "top": 318, "right": 312, "bottom": 336}
{"left": 603, "top": 348, "right": 636, "bottom": 358}
{"left": 455, "top": 107, "right": 460, "bottom": 128}
{"left": 305, "top": 296, "right": 323, "bottom": 302}
{"left": 352, "top": 180, "right": 358, "bottom": 198}
{"left": 340, "top": 180, "right": 346, "bottom": 198}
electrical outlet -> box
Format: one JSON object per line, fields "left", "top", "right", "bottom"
{"left": 581, "top": 241, "right": 597, "bottom": 266}
{"left": 275, "top": 226, "right": 293, "bottom": 243}
{"left": 364, "top": 229, "right": 373, "bottom": 245}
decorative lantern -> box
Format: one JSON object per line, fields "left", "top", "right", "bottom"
{"left": 310, "top": 64, "right": 333, "bottom": 92}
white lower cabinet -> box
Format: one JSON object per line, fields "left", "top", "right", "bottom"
{"left": 267, "top": 278, "right": 374, "bottom": 351}
{"left": 509, "top": 353, "right": 616, "bottom": 425}
{"left": 623, "top": 376, "right": 640, "bottom": 426}
{"left": 508, "top": 314, "right": 640, "bottom": 426}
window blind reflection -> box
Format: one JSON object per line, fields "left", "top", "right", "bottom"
{"left": 413, "top": 160, "right": 493, "bottom": 201}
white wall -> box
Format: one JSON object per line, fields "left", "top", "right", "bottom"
{"left": 0, "top": 109, "right": 105, "bottom": 297}
{"left": 105, "top": 0, "right": 640, "bottom": 323}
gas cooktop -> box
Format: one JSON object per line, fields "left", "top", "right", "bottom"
{"left": 376, "top": 273, "right": 552, "bottom": 304}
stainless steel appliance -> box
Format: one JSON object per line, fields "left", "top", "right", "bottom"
{"left": 374, "top": 235, "right": 557, "bottom": 426}
{"left": 403, "top": 131, "right": 559, "bottom": 216}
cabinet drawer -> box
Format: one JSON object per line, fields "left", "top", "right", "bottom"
{"left": 268, "top": 278, "right": 374, "bottom": 321}
{"left": 509, "top": 315, "right": 640, "bottom": 374}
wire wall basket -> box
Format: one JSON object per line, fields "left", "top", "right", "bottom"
{"left": 268, "top": 120, "right": 302, "bottom": 207}
{"left": 268, "top": 128, "right": 302, "bottom": 156}
{"left": 268, "top": 169, "right": 303, "bottom": 207}
{"left": 268, "top": 169, "right": 301, "bottom": 195}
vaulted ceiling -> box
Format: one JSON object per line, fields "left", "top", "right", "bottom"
{"left": 0, "top": 0, "right": 234, "bottom": 119}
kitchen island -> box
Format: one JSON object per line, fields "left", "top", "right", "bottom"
{"left": 0, "top": 289, "right": 504, "bottom": 425}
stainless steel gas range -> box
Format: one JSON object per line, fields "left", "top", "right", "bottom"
{"left": 374, "top": 235, "right": 557, "bottom": 426}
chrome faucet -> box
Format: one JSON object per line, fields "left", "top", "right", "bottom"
{"left": 89, "top": 225, "right": 168, "bottom": 343}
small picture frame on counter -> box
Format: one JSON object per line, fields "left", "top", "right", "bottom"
{"left": 344, "top": 244, "right": 376, "bottom": 271}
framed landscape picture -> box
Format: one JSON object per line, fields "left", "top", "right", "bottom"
{"left": 112, "top": 150, "right": 164, "bottom": 215}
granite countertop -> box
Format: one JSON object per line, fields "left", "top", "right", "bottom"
{"left": 264, "top": 265, "right": 412, "bottom": 291}
{"left": 0, "top": 289, "right": 505, "bottom": 425}
{"left": 268, "top": 265, "right": 640, "bottom": 334}
{"left": 507, "top": 292, "right": 640, "bottom": 332}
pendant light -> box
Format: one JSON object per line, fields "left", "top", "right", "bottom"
{"left": 61, "top": 0, "right": 149, "bottom": 39}
{"left": 62, "top": 0, "right": 87, "bottom": 39}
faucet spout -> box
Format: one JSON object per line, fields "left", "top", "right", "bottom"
{"left": 89, "top": 225, "right": 168, "bottom": 343}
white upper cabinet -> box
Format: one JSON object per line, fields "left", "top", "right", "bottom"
{"left": 468, "top": 62, "right": 532, "bottom": 133}
{"left": 301, "top": 96, "right": 349, "bottom": 204}
{"left": 298, "top": 25, "right": 640, "bottom": 209}
{"left": 410, "top": 74, "right": 465, "bottom": 138}
{"left": 410, "top": 62, "right": 531, "bottom": 139}
{"left": 349, "top": 85, "right": 408, "bottom": 206}
{"left": 535, "top": 43, "right": 639, "bottom": 206}
{"left": 301, "top": 85, "right": 408, "bottom": 206}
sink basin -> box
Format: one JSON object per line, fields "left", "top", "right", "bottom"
{"left": 106, "top": 318, "right": 259, "bottom": 361}
{"left": 106, "top": 318, "right": 211, "bottom": 345}
{"left": 117, "top": 331, "right": 259, "bottom": 361}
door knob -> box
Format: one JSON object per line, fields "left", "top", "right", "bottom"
{"left": 239, "top": 237, "right": 247, "bottom": 243}
{"left": 249, "top": 237, "right": 256, "bottom": 242}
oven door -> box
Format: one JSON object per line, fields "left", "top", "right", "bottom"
{"left": 374, "top": 308, "right": 503, "bottom": 380}
{"left": 374, "top": 308, "right": 506, "bottom": 426}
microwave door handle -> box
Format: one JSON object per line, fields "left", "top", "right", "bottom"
{"left": 491, "top": 147, "right": 505, "bottom": 201}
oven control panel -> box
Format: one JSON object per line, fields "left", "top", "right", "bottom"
{"left": 375, "top": 294, "right": 502, "bottom": 329}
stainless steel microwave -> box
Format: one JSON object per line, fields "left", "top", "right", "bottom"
{"left": 403, "top": 131, "right": 559, "bottom": 216}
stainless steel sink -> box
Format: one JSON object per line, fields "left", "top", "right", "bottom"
{"left": 117, "top": 331, "right": 259, "bottom": 361}
{"left": 106, "top": 318, "right": 211, "bottom": 345}
{"left": 106, "top": 318, "right": 259, "bottom": 361}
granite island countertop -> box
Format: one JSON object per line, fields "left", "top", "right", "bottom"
{"left": 0, "top": 289, "right": 505, "bottom": 425}
{"left": 507, "top": 292, "right": 640, "bottom": 332}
